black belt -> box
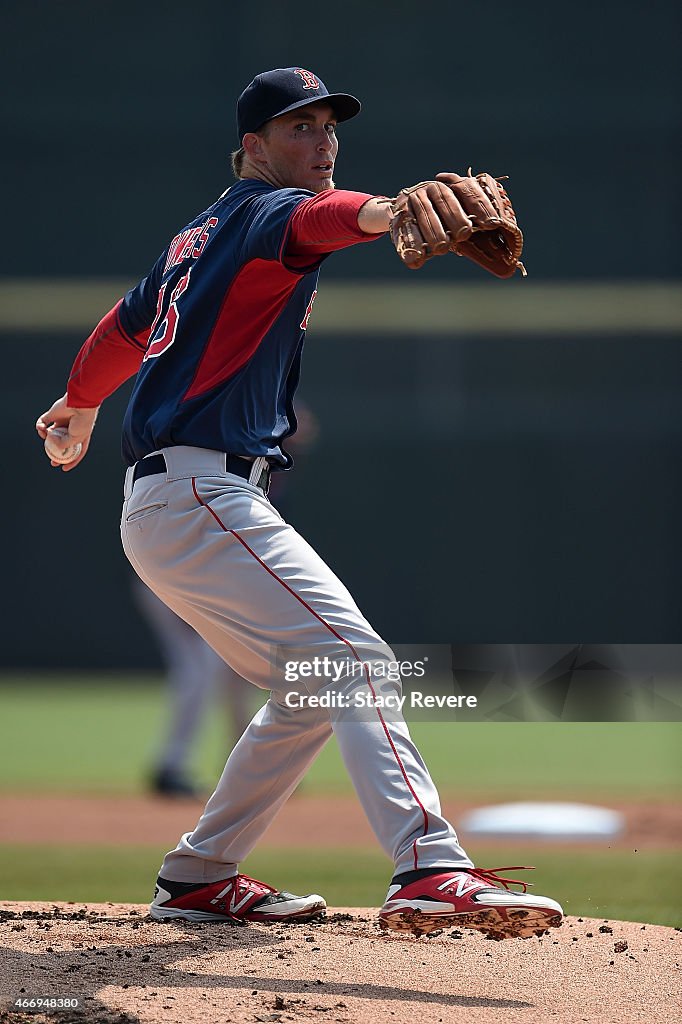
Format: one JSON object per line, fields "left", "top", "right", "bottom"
{"left": 132, "top": 452, "right": 271, "bottom": 493}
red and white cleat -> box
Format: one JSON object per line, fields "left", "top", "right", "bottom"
{"left": 150, "top": 873, "right": 326, "bottom": 923}
{"left": 379, "top": 866, "right": 563, "bottom": 939}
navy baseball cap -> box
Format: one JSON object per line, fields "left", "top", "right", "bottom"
{"left": 237, "top": 67, "right": 361, "bottom": 140}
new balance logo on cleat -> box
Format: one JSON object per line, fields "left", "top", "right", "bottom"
{"left": 150, "top": 874, "right": 326, "bottom": 924}
{"left": 438, "top": 873, "right": 486, "bottom": 897}
{"left": 209, "top": 884, "right": 232, "bottom": 906}
{"left": 379, "top": 867, "right": 563, "bottom": 940}
{"left": 209, "top": 880, "right": 255, "bottom": 914}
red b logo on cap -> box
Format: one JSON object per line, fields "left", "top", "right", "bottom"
{"left": 294, "top": 68, "right": 319, "bottom": 90}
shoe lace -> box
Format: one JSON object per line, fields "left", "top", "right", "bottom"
{"left": 469, "top": 865, "right": 535, "bottom": 893}
{"left": 235, "top": 873, "right": 276, "bottom": 896}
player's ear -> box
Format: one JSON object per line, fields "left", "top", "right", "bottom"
{"left": 243, "top": 132, "right": 266, "bottom": 163}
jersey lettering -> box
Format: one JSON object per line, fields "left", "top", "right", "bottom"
{"left": 294, "top": 68, "right": 319, "bottom": 90}
{"left": 164, "top": 230, "right": 192, "bottom": 274}
{"left": 144, "top": 267, "right": 192, "bottom": 362}
{"left": 177, "top": 227, "right": 202, "bottom": 263}
{"left": 300, "top": 289, "right": 318, "bottom": 330}
{"left": 164, "top": 217, "right": 219, "bottom": 273}
{"left": 192, "top": 217, "right": 218, "bottom": 258}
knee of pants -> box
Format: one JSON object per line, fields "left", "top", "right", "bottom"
{"left": 268, "top": 692, "right": 335, "bottom": 730}
{"left": 274, "top": 655, "right": 404, "bottom": 720}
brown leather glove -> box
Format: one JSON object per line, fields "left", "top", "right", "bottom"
{"left": 435, "top": 170, "right": 525, "bottom": 278}
{"left": 387, "top": 180, "right": 479, "bottom": 270}
{"left": 389, "top": 171, "right": 525, "bottom": 278}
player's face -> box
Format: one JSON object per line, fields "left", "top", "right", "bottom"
{"left": 258, "top": 102, "right": 339, "bottom": 193}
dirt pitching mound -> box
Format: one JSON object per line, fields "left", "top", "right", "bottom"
{"left": 1, "top": 902, "right": 679, "bottom": 1024}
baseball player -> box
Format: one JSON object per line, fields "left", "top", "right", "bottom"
{"left": 36, "top": 67, "right": 563, "bottom": 939}
{"left": 134, "top": 578, "right": 255, "bottom": 797}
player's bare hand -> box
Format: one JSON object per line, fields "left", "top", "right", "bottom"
{"left": 36, "top": 394, "right": 100, "bottom": 472}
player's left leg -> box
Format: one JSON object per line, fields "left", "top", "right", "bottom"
{"left": 156, "top": 694, "right": 333, "bottom": 882}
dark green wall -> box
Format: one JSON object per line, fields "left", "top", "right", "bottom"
{"left": 3, "top": 0, "right": 681, "bottom": 279}
{"left": 7, "top": 330, "right": 681, "bottom": 667}
{"left": 3, "top": 2, "right": 681, "bottom": 666}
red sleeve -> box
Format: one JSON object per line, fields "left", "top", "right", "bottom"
{"left": 285, "top": 190, "right": 386, "bottom": 262}
{"left": 66, "top": 299, "right": 150, "bottom": 408}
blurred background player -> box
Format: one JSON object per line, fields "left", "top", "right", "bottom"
{"left": 134, "top": 581, "right": 253, "bottom": 797}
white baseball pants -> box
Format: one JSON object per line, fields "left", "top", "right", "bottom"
{"left": 121, "top": 446, "right": 472, "bottom": 882}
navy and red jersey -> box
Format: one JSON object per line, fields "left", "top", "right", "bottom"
{"left": 66, "top": 179, "right": 382, "bottom": 467}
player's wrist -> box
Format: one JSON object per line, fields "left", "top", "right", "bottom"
{"left": 357, "top": 197, "right": 391, "bottom": 235}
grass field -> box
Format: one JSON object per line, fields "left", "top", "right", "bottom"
{"left": 1, "top": 844, "right": 680, "bottom": 928}
{"left": 1, "top": 675, "right": 680, "bottom": 798}
{"left": 1, "top": 674, "right": 680, "bottom": 926}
